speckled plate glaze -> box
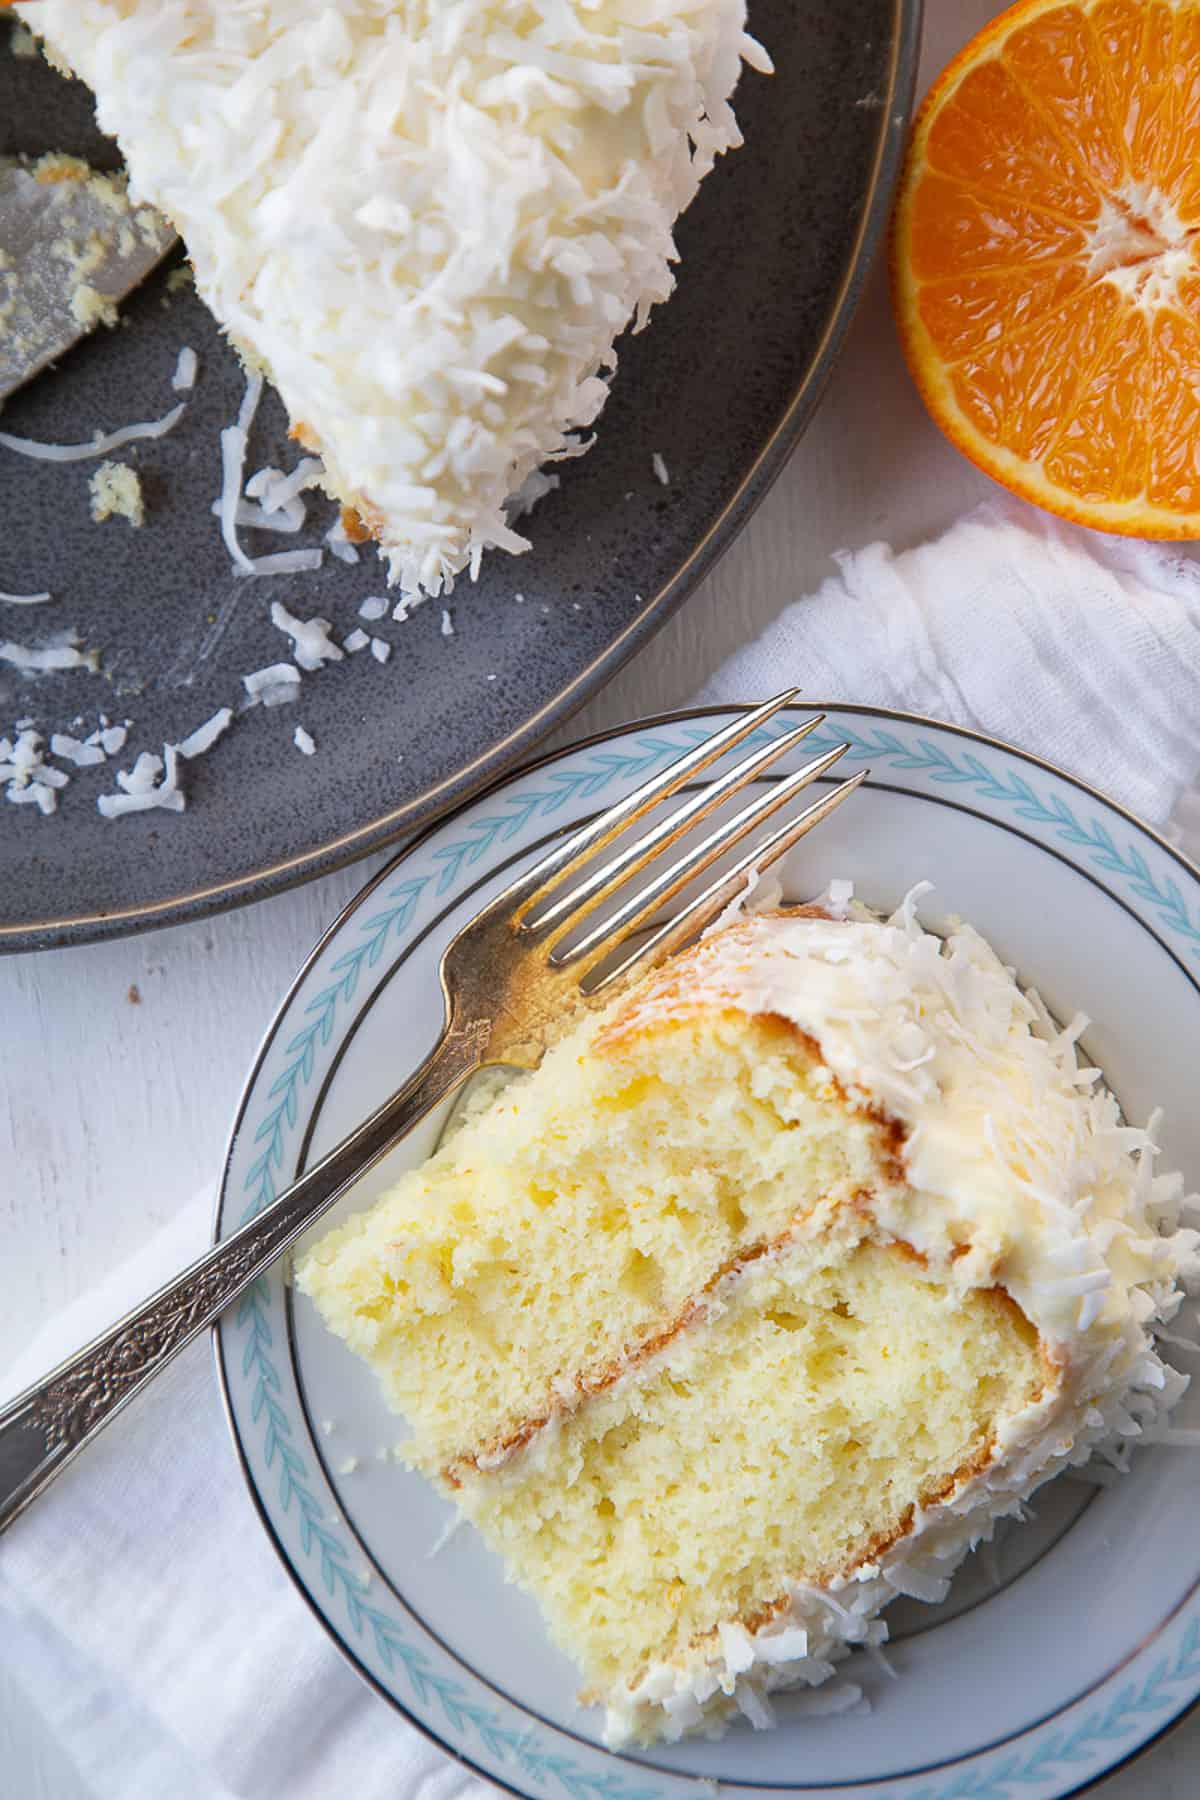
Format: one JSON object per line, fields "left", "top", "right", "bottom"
{"left": 0, "top": 1, "right": 921, "bottom": 952}
{"left": 217, "top": 703, "right": 1200, "bottom": 1800}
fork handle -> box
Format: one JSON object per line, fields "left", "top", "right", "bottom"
{"left": 0, "top": 1018, "right": 486, "bottom": 1536}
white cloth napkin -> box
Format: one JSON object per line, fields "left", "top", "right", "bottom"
{"left": 7, "top": 495, "right": 1200, "bottom": 1800}
{"left": 696, "top": 498, "right": 1200, "bottom": 833}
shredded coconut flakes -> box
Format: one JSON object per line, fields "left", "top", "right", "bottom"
{"left": 172, "top": 345, "right": 199, "bottom": 391}
{"left": 50, "top": 731, "right": 105, "bottom": 768}
{"left": 242, "top": 662, "right": 302, "bottom": 706}
{"left": 98, "top": 743, "right": 184, "bottom": 817}
{"left": 28, "top": 0, "right": 765, "bottom": 596}
{"left": 1, "top": 729, "right": 66, "bottom": 814}
{"left": 325, "top": 518, "right": 361, "bottom": 565}
{"left": 176, "top": 706, "right": 233, "bottom": 759}
{"left": 0, "top": 633, "right": 96, "bottom": 674}
{"left": 0, "top": 402, "right": 186, "bottom": 463}
{"left": 269, "top": 601, "right": 343, "bottom": 672}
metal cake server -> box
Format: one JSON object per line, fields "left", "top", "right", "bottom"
{"left": 0, "top": 154, "right": 177, "bottom": 401}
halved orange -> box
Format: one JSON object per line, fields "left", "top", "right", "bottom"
{"left": 892, "top": 0, "right": 1200, "bottom": 536}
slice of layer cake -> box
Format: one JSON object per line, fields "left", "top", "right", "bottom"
{"left": 296, "top": 894, "right": 1199, "bottom": 1744}
{"left": 20, "top": 0, "right": 767, "bottom": 596}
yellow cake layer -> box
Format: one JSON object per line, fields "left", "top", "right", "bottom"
{"left": 454, "top": 1230, "right": 1047, "bottom": 1697}
{"left": 296, "top": 1006, "right": 894, "bottom": 1476}
{"left": 294, "top": 902, "right": 1199, "bottom": 1745}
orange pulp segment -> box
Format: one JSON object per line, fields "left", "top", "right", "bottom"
{"left": 892, "top": 0, "right": 1200, "bottom": 535}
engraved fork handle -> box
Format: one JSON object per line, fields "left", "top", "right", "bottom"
{"left": 0, "top": 1018, "right": 485, "bottom": 1536}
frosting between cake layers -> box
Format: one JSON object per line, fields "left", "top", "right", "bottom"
{"left": 20, "top": 0, "right": 768, "bottom": 595}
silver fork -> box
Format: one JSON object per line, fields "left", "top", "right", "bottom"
{"left": 0, "top": 693, "right": 865, "bottom": 1533}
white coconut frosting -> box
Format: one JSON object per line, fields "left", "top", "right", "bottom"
{"left": 20, "top": 0, "right": 768, "bottom": 596}
{"left": 592, "top": 893, "right": 1200, "bottom": 1744}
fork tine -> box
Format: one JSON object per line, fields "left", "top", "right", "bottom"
{"left": 589, "top": 770, "right": 868, "bottom": 994}
{"left": 528, "top": 715, "right": 828, "bottom": 941}
{"left": 505, "top": 691, "right": 802, "bottom": 926}
{"left": 556, "top": 741, "right": 851, "bottom": 969}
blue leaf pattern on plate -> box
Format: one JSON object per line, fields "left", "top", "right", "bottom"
{"left": 224, "top": 713, "right": 1200, "bottom": 1800}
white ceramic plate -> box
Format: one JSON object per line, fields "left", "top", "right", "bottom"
{"left": 215, "top": 704, "right": 1200, "bottom": 1800}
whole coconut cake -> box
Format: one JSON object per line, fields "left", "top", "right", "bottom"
{"left": 297, "top": 892, "right": 1200, "bottom": 1745}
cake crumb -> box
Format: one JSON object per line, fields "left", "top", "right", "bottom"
{"left": 336, "top": 1455, "right": 359, "bottom": 1476}
{"left": 441, "top": 608, "right": 454, "bottom": 638}
{"left": 651, "top": 451, "right": 670, "bottom": 486}
{"left": 70, "top": 282, "right": 118, "bottom": 331}
{"left": 127, "top": 983, "right": 141, "bottom": 1006}
{"left": 293, "top": 725, "right": 317, "bottom": 756}
{"left": 89, "top": 461, "right": 145, "bottom": 528}
{"left": 33, "top": 152, "right": 89, "bottom": 187}
{"left": 319, "top": 1419, "right": 336, "bottom": 1437}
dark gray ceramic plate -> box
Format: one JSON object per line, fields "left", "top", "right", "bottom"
{"left": 0, "top": 2, "right": 921, "bottom": 951}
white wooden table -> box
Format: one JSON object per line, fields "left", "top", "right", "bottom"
{"left": 4, "top": 4, "right": 1199, "bottom": 1793}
